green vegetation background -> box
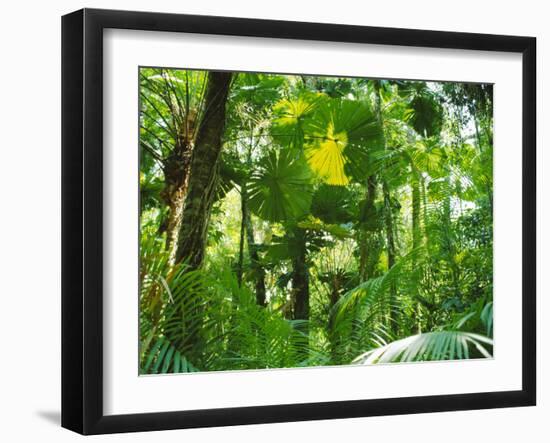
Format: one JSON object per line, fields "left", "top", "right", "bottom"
{"left": 139, "top": 69, "right": 494, "bottom": 374}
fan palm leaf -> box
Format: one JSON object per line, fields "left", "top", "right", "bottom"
{"left": 248, "top": 149, "right": 313, "bottom": 222}
{"left": 304, "top": 99, "right": 383, "bottom": 185}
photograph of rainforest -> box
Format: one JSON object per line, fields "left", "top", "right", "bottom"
{"left": 139, "top": 67, "right": 494, "bottom": 375}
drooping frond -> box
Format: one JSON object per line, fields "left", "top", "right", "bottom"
{"left": 141, "top": 336, "right": 198, "bottom": 374}
{"left": 353, "top": 330, "right": 493, "bottom": 364}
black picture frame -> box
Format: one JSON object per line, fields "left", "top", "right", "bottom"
{"left": 61, "top": 8, "right": 536, "bottom": 435}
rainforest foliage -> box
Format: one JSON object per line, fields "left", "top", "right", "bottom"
{"left": 139, "top": 68, "right": 494, "bottom": 374}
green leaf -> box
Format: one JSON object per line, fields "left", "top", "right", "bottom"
{"left": 353, "top": 331, "right": 493, "bottom": 364}
{"left": 233, "top": 73, "right": 285, "bottom": 106}
{"left": 297, "top": 215, "right": 351, "bottom": 239}
{"left": 173, "top": 351, "right": 181, "bottom": 373}
{"left": 248, "top": 149, "right": 313, "bottom": 222}
{"left": 304, "top": 99, "right": 383, "bottom": 185}
{"left": 152, "top": 340, "right": 170, "bottom": 373}
{"left": 407, "top": 85, "right": 443, "bottom": 137}
{"left": 271, "top": 93, "right": 323, "bottom": 150}
{"left": 311, "top": 184, "right": 355, "bottom": 224}
{"left": 143, "top": 337, "right": 164, "bottom": 373}
{"left": 161, "top": 345, "right": 175, "bottom": 373}
{"left": 481, "top": 302, "right": 493, "bottom": 337}
{"left": 265, "top": 241, "right": 291, "bottom": 262}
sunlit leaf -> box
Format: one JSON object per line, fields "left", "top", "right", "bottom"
{"left": 304, "top": 99, "right": 383, "bottom": 185}
{"left": 271, "top": 93, "right": 323, "bottom": 150}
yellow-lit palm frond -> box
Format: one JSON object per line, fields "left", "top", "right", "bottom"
{"left": 304, "top": 99, "right": 383, "bottom": 185}
{"left": 305, "top": 123, "right": 350, "bottom": 185}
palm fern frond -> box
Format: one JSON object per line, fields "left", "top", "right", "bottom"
{"left": 353, "top": 330, "right": 493, "bottom": 364}
{"left": 141, "top": 336, "right": 198, "bottom": 374}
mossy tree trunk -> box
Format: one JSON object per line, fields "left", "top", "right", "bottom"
{"left": 161, "top": 138, "right": 192, "bottom": 264}
{"left": 175, "top": 71, "right": 233, "bottom": 268}
{"left": 171, "top": 71, "right": 233, "bottom": 361}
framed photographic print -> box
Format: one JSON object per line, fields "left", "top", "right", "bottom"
{"left": 61, "top": 8, "right": 536, "bottom": 435}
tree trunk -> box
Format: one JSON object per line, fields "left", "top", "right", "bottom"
{"left": 358, "top": 175, "right": 378, "bottom": 282}
{"left": 161, "top": 140, "right": 193, "bottom": 263}
{"left": 237, "top": 183, "right": 247, "bottom": 287}
{"left": 373, "top": 80, "right": 398, "bottom": 335}
{"left": 170, "top": 71, "right": 232, "bottom": 361}
{"left": 440, "top": 151, "right": 461, "bottom": 300}
{"left": 291, "top": 226, "right": 309, "bottom": 361}
{"left": 291, "top": 227, "right": 309, "bottom": 324}
{"left": 245, "top": 207, "right": 267, "bottom": 306}
{"left": 237, "top": 179, "right": 267, "bottom": 305}
{"left": 383, "top": 180, "right": 398, "bottom": 334}
{"left": 471, "top": 108, "right": 494, "bottom": 214}
{"left": 175, "top": 71, "right": 233, "bottom": 268}
{"left": 383, "top": 182, "right": 397, "bottom": 269}
{"left": 411, "top": 169, "right": 423, "bottom": 332}
{"left": 412, "top": 171, "right": 421, "bottom": 250}
{"left": 326, "top": 271, "right": 347, "bottom": 364}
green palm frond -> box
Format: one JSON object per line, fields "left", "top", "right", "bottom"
{"left": 206, "top": 268, "right": 328, "bottom": 370}
{"left": 139, "top": 234, "right": 211, "bottom": 368}
{"left": 233, "top": 73, "right": 285, "bottom": 106}
{"left": 451, "top": 300, "right": 493, "bottom": 338}
{"left": 481, "top": 302, "right": 493, "bottom": 337}
{"left": 399, "top": 82, "right": 443, "bottom": 137}
{"left": 248, "top": 149, "right": 313, "bottom": 222}
{"left": 141, "top": 336, "right": 198, "bottom": 374}
{"left": 310, "top": 184, "right": 355, "bottom": 224}
{"left": 353, "top": 330, "right": 493, "bottom": 364}
{"left": 271, "top": 93, "right": 324, "bottom": 150}
{"left": 304, "top": 99, "right": 383, "bottom": 185}
{"left": 331, "top": 247, "right": 423, "bottom": 325}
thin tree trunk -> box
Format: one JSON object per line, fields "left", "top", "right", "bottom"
{"left": 291, "top": 226, "right": 309, "bottom": 361}
{"left": 473, "top": 114, "right": 482, "bottom": 152}
{"left": 421, "top": 176, "right": 429, "bottom": 232}
{"left": 291, "top": 227, "right": 309, "bottom": 323}
{"left": 358, "top": 175, "right": 378, "bottom": 282}
{"left": 373, "top": 80, "right": 399, "bottom": 335}
{"left": 236, "top": 185, "right": 246, "bottom": 287}
{"left": 382, "top": 180, "right": 399, "bottom": 334}
{"left": 441, "top": 152, "right": 461, "bottom": 300}
{"left": 245, "top": 209, "right": 267, "bottom": 306}
{"left": 236, "top": 178, "right": 267, "bottom": 305}
{"left": 412, "top": 172, "right": 421, "bottom": 250}
{"left": 471, "top": 108, "right": 494, "bottom": 214}
{"left": 411, "top": 169, "right": 423, "bottom": 332}
{"left": 327, "top": 271, "right": 347, "bottom": 364}
{"left": 383, "top": 184, "right": 397, "bottom": 267}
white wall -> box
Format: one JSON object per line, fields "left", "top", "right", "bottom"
{"left": 0, "top": 0, "right": 546, "bottom": 441}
